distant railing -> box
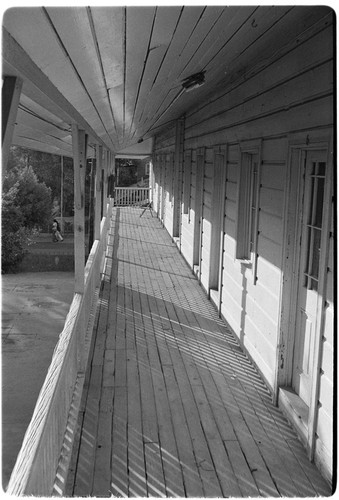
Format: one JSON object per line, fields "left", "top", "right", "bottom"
{"left": 6, "top": 200, "right": 113, "bottom": 497}
{"left": 114, "top": 186, "right": 149, "bottom": 206}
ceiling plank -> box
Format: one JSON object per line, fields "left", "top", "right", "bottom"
{"left": 44, "top": 7, "right": 118, "bottom": 149}
{"left": 139, "top": 6, "right": 205, "bottom": 129}
{"left": 91, "top": 7, "right": 125, "bottom": 146}
{"left": 124, "top": 7, "right": 156, "bottom": 143}
{"left": 182, "top": 6, "right": 255, "bottom": 80}
{"left": 3, "top": 27, "right": 113, "bottom": 151}
{"left": 13, "top": 124, "right": 73, "bottom": 156}
{"left": 204, "top": 6, "right": 292, "bottom": 86}
{"left": 125, "top": 6, "right": 182, "bottom": 143}
{"left": 166, "top": 6, "right": 224, "bottom": 82}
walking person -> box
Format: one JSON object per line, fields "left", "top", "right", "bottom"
{"left": 52, "top": 219, "right": 64, "bottom": 242}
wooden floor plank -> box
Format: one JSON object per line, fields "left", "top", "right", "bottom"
{"left": 68, "top": 207, "right": 332, "bottom": 498}
{"left": 92, "top": 387, "right": 114, "bottom": 497}
{"left": 162, "top": 365, "right": 205, "bottom": 497}
{"left": 111, "top": 387, "right": 128, "bottom": 497}
{"left": 126, "top": 350, "right": 148, "bottom": 497}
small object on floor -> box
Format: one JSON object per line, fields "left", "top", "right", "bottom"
{"left": 140, "top": 201, "right": 153, "bottom": 217}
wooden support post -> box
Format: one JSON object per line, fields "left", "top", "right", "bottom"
{"left": 149, "top": 160, "right": 154, "bottom": 205}
{"left": 94, "top": 145, "right": 103, "bottom": 241}
{"left": 103, "top": 149, "right": 108, "bottom": 216}
{"left": 72, "top": 124, "right": 87, "bottom": 294}
{"left": 60, "top": 155, "right": 64, "bottom": 233}
{"left": 2, "top": 76, "right": 23, "bottom": 175}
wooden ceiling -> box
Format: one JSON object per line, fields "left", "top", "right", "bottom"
{"left": 2, "top": 6, "right": 330, "bottom": 158}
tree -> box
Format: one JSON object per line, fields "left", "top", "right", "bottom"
{"left": 4, "top": 165, "right": 52, "bottom": 229}
{"left": 2, "top": 166, "right": 52, "bottom": 273}
{"left": 7, "top": 146, "right": 74, "bottom": 217}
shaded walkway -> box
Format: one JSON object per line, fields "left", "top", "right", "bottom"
{"left": 65, "top": 207, "right": 331, "bottom": 497}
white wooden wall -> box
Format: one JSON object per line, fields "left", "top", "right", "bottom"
{"left": 315, "top": 196, "right": 334, "bottom": 479}
{"left": 152, "top": 13, "right": 333, "bottom": 483}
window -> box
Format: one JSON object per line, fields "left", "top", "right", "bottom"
{"left": 236, "top": 146, "right": 260, "bottom": 268}
{"left": 303, "top": 160, "right": 326, "bottom": 291}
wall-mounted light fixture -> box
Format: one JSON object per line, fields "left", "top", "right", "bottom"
{"left": 181, "top": 71, "right": 206, "bottom": 92}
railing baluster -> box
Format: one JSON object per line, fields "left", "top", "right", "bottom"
{"left": 113, "top": 187, "right": 150, "bottom": 207}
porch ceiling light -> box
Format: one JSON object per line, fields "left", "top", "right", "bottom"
{"left": 181, "top": 71, "right": 206, "bottom": 92}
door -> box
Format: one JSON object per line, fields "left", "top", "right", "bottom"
{"left": 292, "top": 149, "right": 327, "bottom": 406}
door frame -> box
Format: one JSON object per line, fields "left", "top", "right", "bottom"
{"left": 276, "top": 135, "right": 333, "bottom": 459}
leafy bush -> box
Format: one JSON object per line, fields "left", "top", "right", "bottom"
{"left": 1, "top": 228, "right": 27, "bottom": 273}
{"left": 2, "top": 166, "right": 52, "bottom": 273}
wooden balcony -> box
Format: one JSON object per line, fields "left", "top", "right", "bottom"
{"left": 62, "top": 207, "right": 331, "bottom": 497}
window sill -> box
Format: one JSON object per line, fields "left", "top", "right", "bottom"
{"left": 237, "top": 259, "right": 252, "bottom": 268}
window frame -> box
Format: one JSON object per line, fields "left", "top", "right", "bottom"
{"left": 235, "top": 140, "right": 262, "bottom": 283}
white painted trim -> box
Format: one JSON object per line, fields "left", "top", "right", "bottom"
{"left": 72, "top": 125, "right": 87, "bottom": 295}
{"left": 307, "top": 137, "right": 333, "bottom": 460}
{"left": 94, "top": 144, "right": 103, "bottom": 241}
{"left": 235, "top": 139, "right": 262, "bottom": 285}
{"left": 209, "top": 145, "right": 227, "bottom": 304}
{"left": 277, "top": 135, "right": 332, "bottom": 459}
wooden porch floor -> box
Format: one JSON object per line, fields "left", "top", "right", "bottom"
{"left": 65, "top": 207, "right": 331, "bottom": 497}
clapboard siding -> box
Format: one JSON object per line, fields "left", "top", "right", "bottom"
{"left": 242, "top": 309, "right": 277, "bottom": 379}
{"left": 315, "top": 198, "right": 334, "bottom": 481}
{"left": 315, "top": 406, "right": 332, "bottom": 469}
{"left": 152, "top": 13, "right": 333, "bottom": 485}
{"left": 185, "top": 21, "right": 333, "bottom": 131}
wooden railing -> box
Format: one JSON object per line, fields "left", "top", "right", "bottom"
{"left": 114, "top": 186, "right": 149, "bottom": 206}
{"left": 6, "top": 200, "right": 113, "bottom": 497}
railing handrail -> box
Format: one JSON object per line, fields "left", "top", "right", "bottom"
{"left": 6, "top": 200, "right": 113, "bottom": 496}
{"left": 115, "top": 186, "right": 149, "bottom": 191}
